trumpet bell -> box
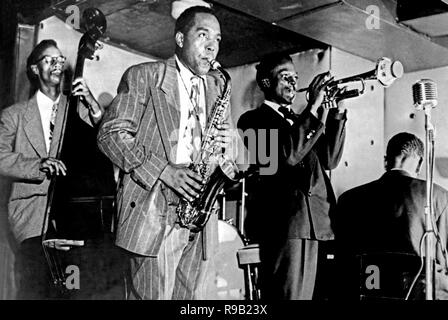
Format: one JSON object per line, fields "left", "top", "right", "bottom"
{"left": 376, "top": 57, "right": 404, "bottom": 87}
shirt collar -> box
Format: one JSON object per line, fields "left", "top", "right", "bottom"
{"left": 383, "top": 168, "right": 416, "bottom": 180}
{"left": 264, "top": 100, "right": 291, "bottom": 115}
{"left": 389, "top": 168, "right": 414, "bottom": 176}
{"left": 175, "top": 55, "right": 206, "bottom": 86}
{"left": 36, "top": 89, "right": 61, "bottom": 106}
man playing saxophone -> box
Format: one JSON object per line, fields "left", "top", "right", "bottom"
{"left": 97, "top": 5, "right": 235, "bottom": 299}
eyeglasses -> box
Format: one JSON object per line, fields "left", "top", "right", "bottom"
{"left": 34, "top": 55, "right": 67, "bottom": 66}
{"left": 279, "top": 72, "right": 299, "bottom": 83}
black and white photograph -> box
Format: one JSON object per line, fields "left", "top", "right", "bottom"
{"left": 1, "top": 0, "right": 448, "bottom": 309}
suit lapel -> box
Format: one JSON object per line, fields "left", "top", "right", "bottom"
{"left": 153, "top": 58, "right": 222, "bottom": 162}
{"left": 48, "top": 95, "right": 68, "bottom": 157}
{"left": 154, "top": 57, "right": 181, "bottom": 162}
{"left": 23, "top": 94, "right": 47, "bottom": 157}
{"left": 260, "top": 103, "right": 290, "bottom": 128}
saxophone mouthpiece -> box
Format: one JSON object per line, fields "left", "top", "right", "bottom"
{"left": 209, "top": 59, "right": 221, "bottom": 70}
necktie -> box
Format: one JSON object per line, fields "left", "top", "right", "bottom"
{"left": 49, "top": 102, "right": 58, "bottom": 146}
{"left": 278, "top": 106, "right": 296, "bottom": 123}
{"left": 188, "top": 76, "right": 203, "bottom": 162}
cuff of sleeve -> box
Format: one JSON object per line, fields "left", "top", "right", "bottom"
{"left": 37, "top": 171, "right": 47, "bottom": 181}
{"left": 34, "top": 159, "right": 47, "bottom": 181}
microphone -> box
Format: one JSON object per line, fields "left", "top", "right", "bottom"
{"left": 413, "top": 79, "right": 437, "bottom": 110}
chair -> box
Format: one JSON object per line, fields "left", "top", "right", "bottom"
{"left": 357, "top": 252, "right": 422, "bottom": 300}
{"left": 223, "top": 177, "right": 262, "bottom": 300}
{"left": 237, "top": 243, "right": 261, "bottom": 300}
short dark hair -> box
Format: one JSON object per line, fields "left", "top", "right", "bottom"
{"left": 26, "top": 39, "right": 58, "bottom": 83}
{"left": 174, "top": 5, "right": 216, "bottom": 35}
{"left": 385, "top": 132, "right": 424, "bottom": 170}
{"left": 255, "top": 52, "right": 293, "bottom": 92}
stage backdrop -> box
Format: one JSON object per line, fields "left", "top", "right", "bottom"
{"left": 386, "top": 67, "right": 448, "bottom": 191}
{"left": 34, "top": 16, "right": 386, "bottom": 198}
{"left": 0, "top": 15, "right": 390, "bottom": 300}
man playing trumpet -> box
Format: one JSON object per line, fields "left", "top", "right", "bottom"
{"left": 238, "top": 52, "right": 348, "bottom": 299}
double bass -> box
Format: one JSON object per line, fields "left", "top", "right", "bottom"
{"left": 41, "top": 8, "right": 117, "bottom": 297}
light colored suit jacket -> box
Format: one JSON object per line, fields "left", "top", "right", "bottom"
{"left": 0, "top": 93, "right": 92, "bottom": 243}
{"left": 97, "top": 57, "right": 231, "bottom": 257}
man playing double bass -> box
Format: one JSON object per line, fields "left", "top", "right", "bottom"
{"left": 0, "top": 40, "right": 104, "bottom": 299}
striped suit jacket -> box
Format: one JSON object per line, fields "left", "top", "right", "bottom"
{"left": 97, "top": 57, "right": 230, "bottom": 257}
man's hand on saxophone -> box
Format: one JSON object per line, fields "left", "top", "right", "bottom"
{"left": 160, "top": 164, "right": 205, "bottom": 202}
{"left": 212, "top": 120, "right": 233, "bottom": 149}
{"left": 158, "top": 120, "right": 234, "bottom": 203}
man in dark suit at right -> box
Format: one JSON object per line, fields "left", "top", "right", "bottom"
{"left": 237, "top": 52, "right": 347, "bottom": 300}
{"left": 336, "top": 132, "right": 448, "bottom": 299}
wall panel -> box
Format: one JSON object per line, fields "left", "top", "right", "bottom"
{"left": 385, "top": 66, "right": 448, "bottom": 190}
{"left": 35, "top": 17, "right": 388, "bottom": 224}
{"left": 330, "top": 48, "right": 385, "bottom": 196}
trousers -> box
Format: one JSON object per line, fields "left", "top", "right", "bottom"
{"left": 260, "top": 238, "right": 319, "bottom": 300}
{"left": 126, "top": 225, "right": 215, "bottom": 300}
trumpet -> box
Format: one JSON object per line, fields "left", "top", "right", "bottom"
{"left": 298, "top": 57, "right": 404, "bottom": 104}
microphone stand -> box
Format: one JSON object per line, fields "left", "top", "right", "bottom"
{"left": 424, "top": 104, "right": 436, "bottom": 300}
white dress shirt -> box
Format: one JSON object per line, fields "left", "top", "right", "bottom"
{"left": 36, "top": 90, "right": 60, "bottom": 153}
{"left": 175, "top": 55, "right": 207, "bottom": 164}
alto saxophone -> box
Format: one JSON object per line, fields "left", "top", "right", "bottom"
{"left": 176, "top": 59, "right": 239, "bottom": 231}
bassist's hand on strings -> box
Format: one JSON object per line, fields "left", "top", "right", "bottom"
{"left": 39, "top": 157, "right": 67, "bottom": 176}
{"left": 72, "top": 77, "right": 104, "bottom": 124}
{"left": 43, "top": 239, "right": 84, "bottom": 251}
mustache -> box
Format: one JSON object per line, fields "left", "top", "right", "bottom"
{"left": 51, "top": 65, "right": 63, "bottom": 71}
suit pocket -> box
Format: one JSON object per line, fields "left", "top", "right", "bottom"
{"left": 9, "top": 180, "right": 48, "bottom": 201}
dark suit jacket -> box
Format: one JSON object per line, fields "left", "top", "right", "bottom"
{"left": 97, "top": 57, "right": 231, "bottom": 257}
{"left": 0, "top": 94, "right": 92, "bottom": 243}
{"left": 237, "top": 104, "right": 346, "bottom": 243}
{"left": 335, "top": 170, "right": 448, "bottom": 299}
{"left": 336, "top": 169, "right": 448, "bottom": 260}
